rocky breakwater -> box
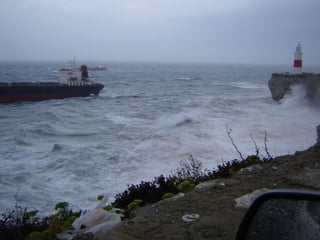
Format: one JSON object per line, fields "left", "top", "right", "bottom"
{"left": 268, "top": 72, "right": 320, "bottom": 102}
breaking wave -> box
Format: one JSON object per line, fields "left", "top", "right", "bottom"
{"left": 1, "top": 62, "right": 319, "bottom": 215}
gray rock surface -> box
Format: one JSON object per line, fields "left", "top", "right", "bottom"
{"left": 93, "top": 141, "right": 320, "bottom": 240}
{"left": 268, "top": 72, "right": 320, "bottom": 101}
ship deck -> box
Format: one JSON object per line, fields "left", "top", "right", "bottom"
{"left": 0, "top": 82, "right": 62, "bottom": 87}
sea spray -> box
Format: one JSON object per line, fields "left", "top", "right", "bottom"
{"left": 0, "top": 62, "right": 319, "bottom": 215}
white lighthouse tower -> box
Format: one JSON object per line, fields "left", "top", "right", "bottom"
{"left": 293, "top": 43, "right": 302, "bottom": 74}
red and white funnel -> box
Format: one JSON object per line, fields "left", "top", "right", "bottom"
{"left": 293, "top": 43, "right": 302, "bottom": 74}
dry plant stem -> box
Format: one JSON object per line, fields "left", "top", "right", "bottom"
{"left": 264, "top": 130, "right": 273, "bottom": 160}
{"left": 250, "top": 134, "right": 259, "bottom": 156}
{"left": 226, "top": 124, "right": 244, "bottom": 161}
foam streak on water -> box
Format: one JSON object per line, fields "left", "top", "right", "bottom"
{"left": 0, "top": 62, "right": 319, "bottom": 215}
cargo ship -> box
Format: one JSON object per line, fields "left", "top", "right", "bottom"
{"left": 0, "top": 60, "right": 104, "bottom": 103}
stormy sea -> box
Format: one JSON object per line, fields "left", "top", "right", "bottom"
{"left": 0, "top": 62, "right": 319, "bottom": 215}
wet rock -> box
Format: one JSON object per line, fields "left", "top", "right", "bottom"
{"left": 235, "top": 189, "right": 270, "bottom": 209}
{"left": 268, "top": 72, "right": 320, "bottom": 101}
{"left": 195, "top": 180, "right": 226, "bottom": 192}
{"left": 286, "top": 168, "right": 320, "bottom": 189}
{"left": 238, "top": 164, "right": 263, "bottom": 174}
{"left": 72, "top": 208, "right": 121, "bottom": 235}
{"left": 195, "top": 179, "right": 240, "bottom": 193}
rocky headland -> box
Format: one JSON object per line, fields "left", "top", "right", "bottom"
{"left": 70, "top": 126, "right": 320, "bottom": 240}
{"left": 268, "top": 72, "right": 320, "bottom": 102}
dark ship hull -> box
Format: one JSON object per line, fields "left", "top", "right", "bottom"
{"left": 0, "top": 82, "right": 104, "bottom": 103}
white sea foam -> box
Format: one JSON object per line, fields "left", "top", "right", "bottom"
{"left": 0, "top": 62, "right": 319, "bottom": 216}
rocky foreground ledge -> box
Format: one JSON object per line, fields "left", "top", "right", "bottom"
{"left": 71, "top": 127, "right": 320, "bottom": 240}
{"left": 268, "top": 72, "right": 320, "bottom": 102}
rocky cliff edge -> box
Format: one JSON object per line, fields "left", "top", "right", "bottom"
{"left": 268, "top": 72, "right": 320, "bottom": 102}
{"left": 70, "top": 126, "right": 320, "bottom": 240}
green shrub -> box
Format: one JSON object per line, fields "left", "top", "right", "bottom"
{"left": 162, "top": 193, "right": 175, "bottom": 200}
{"left": 26, "top": 202, "right": 81, "bottom": 240}
{"left": 103, "top": 205, "right": 113, "bottom": 211}
{"left": 228, "top": 168, "right": 236, "bottom": 176}
{"left": 112, "top": 175, "right": 179, "bottom": 209}
{"left": 97, "top": 195, "right": 104, "bottom": 201}
{"left": 177, "top": 180, "right": 195, "bottom": 193}
{"left": 127, "top": 199, "right": 143, "bottom": 212}
{"left": 244, "top": 155, "right": 260, "bottom": 165}
{"left": 111, "top": 149, "right": 273, "bottom": 220}
{"left": 0, "top": 205, "right": 48, "bottom": 240}
{"left": 27, "top": 229, "right": 53, "bottom": 240}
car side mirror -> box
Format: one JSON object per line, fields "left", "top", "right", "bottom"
{"left": 236, "top": 190, "right": 320, "bottom": 240}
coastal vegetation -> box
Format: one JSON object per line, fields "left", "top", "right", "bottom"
{"left": 108, "top": 130, "right": 272, "bottom": 218}
{"left": 0, "top": 202, "right": 81, "bottom": 240}
{"left": 0, "top": 131, "right": 273, "bottom": 240}
{"left": 109, "top": 153, "right": 270, "bottom": 219}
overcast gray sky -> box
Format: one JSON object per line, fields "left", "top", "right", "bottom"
{"left": 1, "top": 0, "right": 319, "bottom": 64}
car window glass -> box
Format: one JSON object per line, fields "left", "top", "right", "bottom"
{"left": 245, "top": 199, "right": 320, "bottom": 240}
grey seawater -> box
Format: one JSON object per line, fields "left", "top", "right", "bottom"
{"left": 0, "top": 62, "right": 319, "bottom": 215}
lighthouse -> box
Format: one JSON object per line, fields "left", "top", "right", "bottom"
{"left": 293, "top": 43, "right": 302, "bottom": 74}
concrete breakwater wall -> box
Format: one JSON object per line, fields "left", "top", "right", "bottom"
{"left": 268, "top": 72, "right": 320, "bottom": 102}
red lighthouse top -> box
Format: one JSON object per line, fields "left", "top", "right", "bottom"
{"left": 293, "top": 43, "right": 302, "bottom": 73}
{"left": 294, "top": 60, "right": 302, "bottom": 68}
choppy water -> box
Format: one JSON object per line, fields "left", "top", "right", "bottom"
{"left": 0, "top": 62, "right": 319, "bottom": 215}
